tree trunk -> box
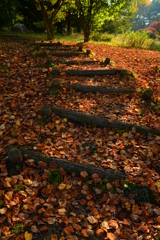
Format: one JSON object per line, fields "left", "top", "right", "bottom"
{"left": 39, "top": 1, "right": 54, "bottom": 39}
{"left": 84, "top": 26, "right": 90, "bottom": 42}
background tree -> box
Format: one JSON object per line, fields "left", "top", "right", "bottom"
{"left": 0, "top": 0, "right": 19, "bottom": 30}
{"left": 75, "top": 0, "right": 148, "bottom": 42}
{"left": 35, "top": 0, "right": 69, "bottom": 39}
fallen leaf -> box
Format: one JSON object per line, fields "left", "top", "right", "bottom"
{"left": 63, "top": 225, "right": 74, "bottom": 235}
{"left": 39, "top": 225, "right": 48, "bottom": 231}
{"left": 59, "top": 183, "right": 66, "bottom": 190}
{"left": 31, "top": 225, "right": 39, "bottom": 233}
{"left": 51, "top": 234, "right": 58, "bottom": 240}
{"left": 108, "top": 220, "right": 118, "bottom": 229}
{"left": 80, "top": 171, "right": 88, "bottom": 178}
{"left": 132, "top": 204, "right": 139, "bottom": 214}
{"left": 0, "top": 208, "right": 7, "bottom": 214}
{"left": 25, "top": 231, "right": 32, "bottom": 240}
{"left": 87, "top": 216, "right": 98, "bottom": 224}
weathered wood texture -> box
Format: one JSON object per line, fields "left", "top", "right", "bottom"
{"left": 56, "top": 60, "right": 100, "bottom": 65}
{"left": 29, "top": 42, "right": 62, "bottom": 46}
{"left": 66, "top": 69, "right": 125, "bottom": 76}
{"left": 51, "top": 51, "right": 86, "bottom": 57}
{"left": 51, "top": 107, "right": 160, "bottom": 136}
{"left": 20, "top": 149, "right": 126, "bottom": 179}
{"left": 67, "top": 84, "right": 136, "bottom": 94}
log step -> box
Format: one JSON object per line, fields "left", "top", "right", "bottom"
{"left": 20, "top": 149, "right": 126, "bottom": 179}
{"left": 67, "top": 84, "right": 136, "bottom": 94}
{"left": 66, "top": 69, "right": 124, "bottom": 76}
{"left": 48, "top": 107, "right": 160, "bottom": 136}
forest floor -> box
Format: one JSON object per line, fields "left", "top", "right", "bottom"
{"left": 0, "top": 37, "right": 160, "bottom": 240}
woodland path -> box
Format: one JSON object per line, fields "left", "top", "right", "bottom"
{"left": 0, "top": 36, "right": 160, "bottom": 240}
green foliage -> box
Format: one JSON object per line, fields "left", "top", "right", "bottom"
{"left": 117, "top": 130, "right": 123, "bottom": 136}
{"left": 11, "top": 224, "right": 26, "bottom": 236}
{"left": 48, "top": 170, "right": 61, "bottom": 183}
{"left": 119, "top": 31, "right": 155, "bottom": 49}
{"left": 103, "top": 178, "right": 109, "bottom": 184}
{"left": 124, "top": 180, "right": 137, "bottom": 191}
{"left": 11, "top": 133, "right": 18, "bottom": 139}
{"left": 91, "top": 32, "right": 113, "bottom": 42}
{"left": 15, "top": 165, "right": 20, "bottom": 171}
{"left": 49, "top": 87, "right": 58, "bottom": 95}
{"left": 14, "top": 183, "right": 27, "bottom": 192}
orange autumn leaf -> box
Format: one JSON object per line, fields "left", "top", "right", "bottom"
{"left": 51, "top": 234, "right": 58, "bottom": 240}
{"left": 132, "top": 204, "right": 139, "bottom": 214}
{"left": 63, "top": 225, "right": 74, "bottom": 235}
{"left": 39, "top": 226, "right": 48, "bottom": 231}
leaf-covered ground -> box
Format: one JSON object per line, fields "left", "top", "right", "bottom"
{"left": 0, "top": 38, "right": 160, "bottom": 240}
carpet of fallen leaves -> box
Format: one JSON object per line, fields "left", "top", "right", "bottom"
{"left": 0, "top": 38, "right": 160, "bottom": 239}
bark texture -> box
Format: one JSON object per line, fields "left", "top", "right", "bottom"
{"left": 50, "top": 107, "right": 160, "bottom": 136}
{"left": 20, "top": 149, "right": 126, "bottom": 179}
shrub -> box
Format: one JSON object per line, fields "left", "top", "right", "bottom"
{"left": 91, "top": 32, "right": 113, "bottom": 42}
{"left": 120, "top": 31, "right": 154, "bottom": 49}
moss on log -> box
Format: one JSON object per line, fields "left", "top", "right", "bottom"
{"left": 50, "top": 107, "right": 160, "bottom": 136}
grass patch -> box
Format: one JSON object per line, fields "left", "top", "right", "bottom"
{"left": 48, "top": 170, "right": 61, "bottom": 183}
{"left": 11, "top": 223, "right": 26, "bottom": 236}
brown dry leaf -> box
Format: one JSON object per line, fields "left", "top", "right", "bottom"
{"left": 137, "top": 225, "right": 149, "bottom": 232}
{"left": 63, "top": 225, "right": 74, "bottom": 235}
{"left": 95, "top": 188, "right": 101, "bottom": 194}
{"left": 24, "top": 231, "right": 32, "bottom": 240}
{"left": 107, "top": 232, "right": 117, "bottom": 240}
{"left": 154, "top": 208, "right": 160, "bottom": 215}
{"left": 16, "top": 120, "right": 21, "bottom": 126}
{"left": 51, "top": 234, "right": 58, "bottom": 240}
{"left": 80, "top": 198, "right": 87, "bottom": 205}
{"left": 67, "top": 236, "right": 78, "bottom": 240}
{"left": 39, "top": 225, "right": 48, "bottom": 231}
{"left": 0, "top": 208, "right": 7, "bottom": 214}
{"left": 0, "top": 190, "right": 4, "bottom": 197}
{"left": 31, "top": 225, "right": 39, "bottom": 233}
{"left": 58, "top": 208, "right": 66, "bottom": 216}
{"left": 81, "top": 229, "right": 89, "bottom": 237}
{"left": 157, "top": 216, "right": 160, "bottom": 223}
{"left": 92, "top": 173, "right": 99, "bottom": 179}
{"left": 73, "top": 223, "right": 82, "bottom": 232}
{"left": 125, "top": 202, "right": 131, "bottom": 210}
{"left": 58, "top": 199, "right": 66, "bottom": 208}
{"left": 97, "top": 147, "right": 104, "bottom": 153}
{"left": 80, "top": 171, "right": 88, "bottom": 178}
{"left": 47, "top": 217, "right": 56, "bottom": 224}
{"left": 87, "top": 216, "right": 98, "bottom": 224}
{"left": 132, "top": 204, "right": 139, "bottom": 214}
{"left": 108, "top": 220, "right": 118, "bottom": 229}
{"left": 41, "top": 188, "right": 51, "bottom": 197}
{"left": 4, "top": 181, "right": 11, "bottom": 188}
{"left": 96, "top": 229, "right": 105, "bottom": 237}
{"left": 5, "top": 191, "right": 13, "bottom": 201}
{"left": 38, "top": 208, "right": 46, "bottom": 214}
